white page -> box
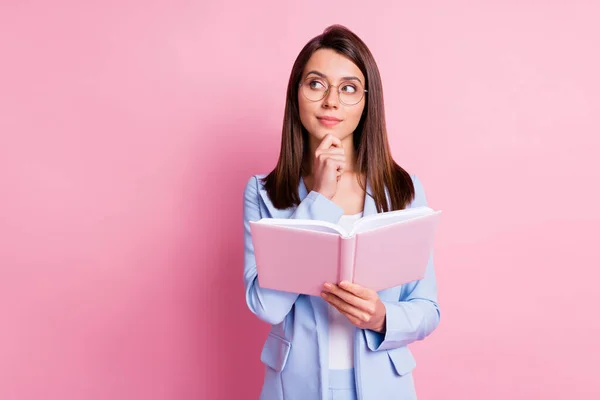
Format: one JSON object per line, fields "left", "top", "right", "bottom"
{"left": 254, "top": 206, "right": 439, "bottom": 237}
{"left": 350, "top": 206, "right": 436, "bottom": 235}
{"left": 254, "top": 218, "right": 347, "bottom": 236}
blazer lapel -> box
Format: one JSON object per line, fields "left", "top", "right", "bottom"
{"left": 256, "top": 177, "right": 308, "bottom": 220}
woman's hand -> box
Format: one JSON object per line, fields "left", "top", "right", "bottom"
{"left": 312, "top": 134, "right": 346, "bottom": 200}
{"left": 321, "top": 281, "right": 386, "bottom": 333}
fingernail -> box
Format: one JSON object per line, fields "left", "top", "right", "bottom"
{"left": 324, "top": 283, "right": 332, "bottom": 289}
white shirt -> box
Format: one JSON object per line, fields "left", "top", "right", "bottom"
{"left": 328, "top": 211, "right": 363, "bottom": 369}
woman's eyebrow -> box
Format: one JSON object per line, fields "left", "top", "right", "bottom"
{"left": 305, "top": 70, "right": 363, "bottom": 84}
{"left": 305, "top": 70, "right": 326, "bottom": 78}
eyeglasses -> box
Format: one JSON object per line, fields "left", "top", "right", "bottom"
{"left": 299, "top": 76, "right": 367, "bottom": 106}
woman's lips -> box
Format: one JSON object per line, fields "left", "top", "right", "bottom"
{"left": 317, "top": 116, "right": 342, "bottom": 127}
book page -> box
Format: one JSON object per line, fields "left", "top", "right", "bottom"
{"left": 351, "top": 212, "right": 441, "bottom": 291}
{"left": 254, "top": 218, "right": 347, "bottom": 236}
{"left": 250, "top": 222, "right": 342, "bottom": 296}
{"left": 350, "top": 206, "right": 435, "bottom": 235}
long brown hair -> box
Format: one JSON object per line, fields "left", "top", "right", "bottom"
{"left": 262, "top": 24, "right": 415, "bottom": 212}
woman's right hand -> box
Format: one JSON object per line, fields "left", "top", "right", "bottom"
{"left": 312, "top": 134, "right": 346, "bottom": 200}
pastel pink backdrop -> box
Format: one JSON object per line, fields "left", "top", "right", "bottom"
{"left": 1, "top": 1, "right": 599, "bottom": 399}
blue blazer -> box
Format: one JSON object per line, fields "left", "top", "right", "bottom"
{"left": 243, "top": 173, "right": 440, "bottom": 400}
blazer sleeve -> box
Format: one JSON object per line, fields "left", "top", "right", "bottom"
{"left": 243, "top": 176, "right": 344, "bottom": 325}
{"left": 364, "top": 174, "right": 441, "bottom": 351}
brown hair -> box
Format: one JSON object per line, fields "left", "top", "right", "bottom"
{"left": 262, "top": 24, "right": 415, "bottom": 212}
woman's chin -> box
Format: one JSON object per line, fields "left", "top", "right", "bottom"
{"left": 315, "top": 128, "right": 343, "bottom": 139}
{"left": 307, "top": 127, "right": 352, "bottom": 142}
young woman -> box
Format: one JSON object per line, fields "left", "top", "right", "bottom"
{"left": 243, "top": 25, "right": 440, "bottom": 400}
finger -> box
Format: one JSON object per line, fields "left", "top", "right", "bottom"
{"left": 318, "top": 155, "right": 345, "bottom": 163}
{"left": 334, "top": 308, "right": 364, "bottom": 327}
{"left": 324, "top": 283, "right": 373, "bottom": 313}
{"left": 316, "top": 134, "right": 342, "bottom": 151}
{"left": 326, "top": 295, "right": 378, "bottom": 329}
{"left": 321, "top": 291, "right": 367, "bottom": 321}
{"left": 338, "top": 281, "right": 374, "bottom": 300}
{"left": 324, "top": 158, "right": 346, "bottom": 174}
{"left": 323, "top": 159, "right": 345, "bottom": 175}
{"left": 315, "top": 147, "right": 345, "bottom": 157}
{"left": 325, "top": 133, "right": 342, "bottom": 148}
{"left": 315, "top": 153, "right": 345, "bottom": 166}
{"left": 344, "top": 313, "right": 364, "bottom": 327}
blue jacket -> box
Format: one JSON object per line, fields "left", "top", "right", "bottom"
{"left": 243, "top": 173, "right": 440, "bottom": 400}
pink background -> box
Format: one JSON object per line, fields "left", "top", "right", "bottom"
{"left": 1, "top": 1, "right": 599, "bottom": 399}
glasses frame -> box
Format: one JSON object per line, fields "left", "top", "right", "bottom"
{"left": 298, "top": 77, "right": 368, "bottom": 106}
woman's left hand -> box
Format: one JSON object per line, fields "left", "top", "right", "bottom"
{"left": 321, "top": 281, "right": 386, "bottom": 333}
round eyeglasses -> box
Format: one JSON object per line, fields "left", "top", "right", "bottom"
{"left": 299, "top": 76, "right": 367, "bottom": 106}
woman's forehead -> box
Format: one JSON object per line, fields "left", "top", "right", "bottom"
{"left": 303, "top": 49, "right": 364, "bottom": 82}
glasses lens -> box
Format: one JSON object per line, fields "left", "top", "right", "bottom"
{"left": 301, "top": 77, "right": 366, "bottom": 105}
{"left": 301, "top": 77, "right": 328, "bottom": 101}
{"left": 339, "top": 81, "right": 364, "bottom": 105}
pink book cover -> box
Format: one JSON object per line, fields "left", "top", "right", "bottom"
{"left": 249, "top": 208, "right": 441, "bottom": 296}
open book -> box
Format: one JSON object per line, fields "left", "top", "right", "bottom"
{"left": 249, "top": 206, "right": 442, "bottom": 296}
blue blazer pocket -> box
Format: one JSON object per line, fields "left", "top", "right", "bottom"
{"left": 260, "top": 332, "right": 291, "bottom": 372}
{"left": 387, "top": 346, "right": 417, "bottom": 376}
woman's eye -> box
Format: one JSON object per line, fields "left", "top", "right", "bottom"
{"left": 341, "top": 84, "right": 357, "bottom": 93}
{"left": 309, "top": 80, "right": 326, "bottom": 90}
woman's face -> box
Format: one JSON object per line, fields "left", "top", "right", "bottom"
{"left": 298, "top": 48, "right": 366, "bottom": 144}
